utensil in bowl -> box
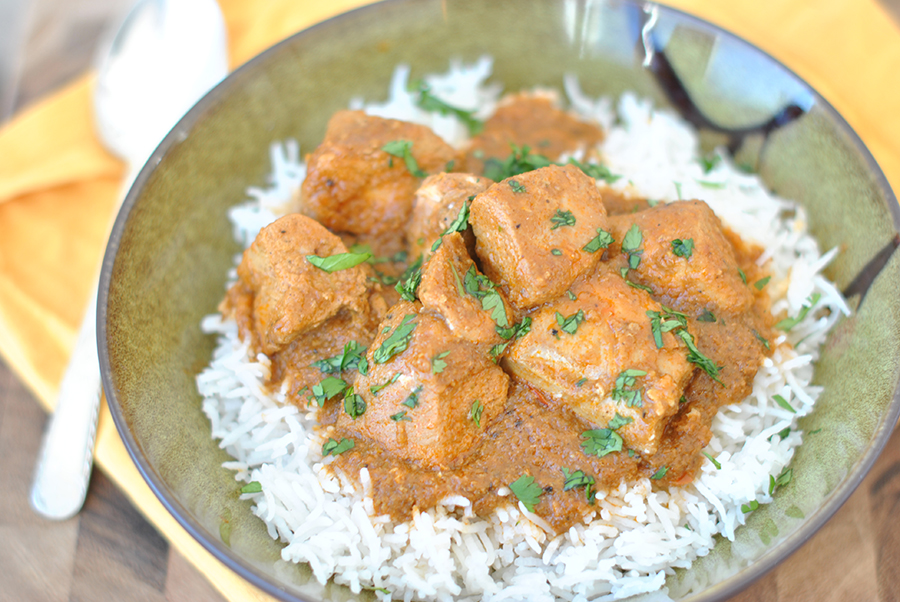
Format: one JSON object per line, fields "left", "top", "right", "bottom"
{"left": 97, "top": 0, "right": 900, "bottom": 600}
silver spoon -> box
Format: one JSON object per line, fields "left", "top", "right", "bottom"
{"left": 30, "top": 0, "right": 227, "bottom": 520}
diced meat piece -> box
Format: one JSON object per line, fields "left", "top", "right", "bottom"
{"left": 300, "top": 110, "right": 460, "bottom": 237}
{"left": 417, "top": 232, "right": 510, "bottom": 349}
{"left": 464, "top": 92, "right": 604, "bottom": 173}
{"left": 607, "top": 200, "right": 754, "bottom": 314}
{"left": 234, "top": 213, "right": 370, "bottom": 354}
{"left": 504, "top": 271, "right": 692, "bottom": 455}
{"left": 469, "top": 164, "right": 610, "bottom": 308}
{"left": 406, "top": 172, "right": 492, "bottom": 259}
{"left": 340, "top": 303, "right": 508, "bottom": 470}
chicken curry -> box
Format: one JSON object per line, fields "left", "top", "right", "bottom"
{"left": 221, "top": 93, "right": 774, "bottom": 533}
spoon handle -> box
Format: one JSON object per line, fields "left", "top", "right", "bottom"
{"left": 30, "top": 285, "right": 101, "bottom": 520}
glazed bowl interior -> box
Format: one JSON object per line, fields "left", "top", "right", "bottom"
{"left": 98, "top": 0, "right": 900, "bottom": 601}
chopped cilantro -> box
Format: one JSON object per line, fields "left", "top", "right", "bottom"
{"left": 306, "top": 251, "right": 371, "bottom": 272}
{"left": 322, "top": 437, "right": 355, "bottom": 456}
{"left": 581, "top": 429, "right": 623, "bottom": 458}
{"left": 382, "top": 140, "right": 426, "bottom": 177}
{"left": 450, "top": 262, "right": 466, "bottom": 297}
{"left": 509, "top": 179, "right": 526, "bottom": 193}
{"left": 700, "top": 154, "right": 721, "bottom": 173}
{"left": 390, "top": 411, "right": 412, "bottom": 422}
{"left": 370, "top": 372, "right": 401, "bottom": 395}
{"left": 608, "top": 412, "right": 633, "bottom": 430}
{"left": 651, "top": 466, "right": 668, "bottom": 480}
{"left": 702, "top": 451, "right": 721, "bottom": 469}
{"left": 773, "top": 394, "right": 796, "bottom": 413}
{"left": 753, "top": 330, "right": 771, "bottom": 349}
{"left": 373, "top": 314, "right": 417, "bottom": 364}
{"left": 411, "top": 80, "right": 483, "bottom": 135}
{"left": 562, "top": 467, "right": 597, "bottom": 503}
{"left": 311, "top": 376, "right": 349, "bottom": 407}
{"left": 775, "top": 293, "right": 822, "bottom": 331}
{"left": 738, "top": 267, "right": 747, "bottom": 284}
{"left": 555, "top": 310, "right": 585, "bottom": 335}
{"left": 470, "top": 400, "right": 484, "bottom": 427}
{"left": 551, "top": 248, "right": 563, "bottom": 256}
{"left": 567, "top": 290, "right": 577, "bottom": 301}
{"left": 612, "top": 369, "right": 646, "bottom": 408}
{"left": 509, "top": 475, "right": 544, "bottom": 512}
{"left": 483, "top": 144, "right": 553, "bottom": 181}
{"left": 463, "top": 266, "right": 508, "bottom": 327}
{"left": 671, "top": 238, "right": 694, "bottom": 258}
{"left": 431, "top": 350, "right": 451, "bottom": 374}
{"left": 312, "top": 341, "right": 368, "bottom": 375}
{"left": 550, "top": 209, "right": 576, "bottom": 230}
{"left": 754, "top": 276, "right": 771, "bottom": 290}
{"left": 697, "top": 309, "right": 716, "bottom": 323}
{"left": 401, "top": 385, "right": 423, "bottom": 409}
{"left": 343, "top": 393, "right": 366, "bottom": 419}
{"left": 240, "top": 481, "right": 262, "bottom": 494}
{"left": 582, "top": 228, "right": 614, "bottom": 253}
{"left": 395, "top": 255, "right": 423, "bottom": 301}
{"left": 741, "top": 500, "right": 760, "bottom": 513}
{"left": 567, "top": 158, "right": 621, "bottom": 183}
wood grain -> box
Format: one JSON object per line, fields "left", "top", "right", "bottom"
{"left": 2, "top": 0, "right": 900, "bottom": 600}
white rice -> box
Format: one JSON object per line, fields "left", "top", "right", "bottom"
{"left": 197, "top": 58, "right": 849, "bottom": 601}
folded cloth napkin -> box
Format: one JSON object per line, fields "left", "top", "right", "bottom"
{"left": 0, "top": 0, "right": 897, "bottom": 600}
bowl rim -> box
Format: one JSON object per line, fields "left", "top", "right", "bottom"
{"left": 97, "top": 1, "right": 900, "bottom": 601}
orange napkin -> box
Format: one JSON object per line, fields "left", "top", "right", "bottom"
{"left": 0, "top": 0, "right": 897, "bottom": 600}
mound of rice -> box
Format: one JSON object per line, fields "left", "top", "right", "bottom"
{"left": 197, "top": 58, "right": 850, "bottom": 602}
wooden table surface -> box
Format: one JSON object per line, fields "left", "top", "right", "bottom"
{"left": 3, "top": 1, "right": 900, "bottom": 601}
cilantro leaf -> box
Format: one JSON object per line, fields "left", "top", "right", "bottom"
{"left": 741, "top": 500, "right": 759, "bottom": 513}
{"left": 470, "top": 400, "right": 484, "bottom": 427}
{"left": 431, "top": 350, "right": 450, "bottom": 374}
{"left": 240, "top": 481, "right": 262, "bottom": 494}
{"left": 373, "top": 314, "right": 417, "bottom": 364}
{"left": 343, "top": 393, "right": 367, "bottom": 419}
{"left": 306, "top": 252, "right": 372, "bottom": 272}
{"left": 509, "top": 475, "right": 544, "bottom": 512}
{"left": 561, "top": 468, "right": 597, "bottom": 503}
{"left": 369, "top": 372, "right": 401, "bottom": 395}
{"left": 509, "top": 180, "right": 526, "bottom": 193}
{"left": 773, "top": 394, "right": 796, "bottom": 413}
{"left": 671, "top": 238, "right": 694, "bottom": 258}
{"left": 754, "top": 276, "right": 771, "bottom": 290}
{"left": 411, "top": 80, "right": 483, "bottom": 135}
{"left": 395, "top": 255, "right": 423, "bottom": 301}
{"left": 612, "top": 369, "right": 646, "bottom": 408}
{"left": 608, "top": 412, "right": 633, "bottom": 430}
{"left": 382, "top": 140, "right": 426, "bottom": 177}
{"left": 555, "top": 310, "right": 585, "bottom": 335}
{"left": 401, "top": 385, "right": 422, "bottom": 409}
{"left": 775, "top": 292, "right": 822, "bottom": 331}
{"left": 311, "top": 376, "right": 349, "bottom": 407}
{"left": 311, "top": 340, "right": 368, "bottom": 375}
{"left": 390, "top": 411, "right": 412, "bottom": 422}
{"left": 322, "top": 437, "right": 355, "bottom": 456}
{"left": 550, "top": 209, "right": 576, "bottom": 230}
{"left": 697, "top": 309, "right": 716, "bottom": 323}
{"left": 482, "top": 145, "right": 553, "bottom": 182}
{"left": 651, "top": 466, "right": 668, "bottom": 480}
{"left": 582, "top": 228, "right": 614, "bottom": 253}
{"left": 463, "top": 265, "right": 508, "bottom": 327}
{"left": 581, "top": 429, "right": 623, "bottom": 458}
{"left": 567, "top": 158, "right": 621, "bottom": 183}
{"left": 702, "top": 451, "right": 721, "bottom": 469}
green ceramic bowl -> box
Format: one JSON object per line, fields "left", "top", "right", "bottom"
{"left": 98, "top": 1, "right": 900, "bottom": 600}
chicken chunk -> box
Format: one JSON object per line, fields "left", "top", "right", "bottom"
{"left": 469, "top": 164, "right": 610, "bottom": 308}
{"left": 406, "top": 172, "right": 492, "bottom": 260}
{"left": 607, "top": 200, "right": 754, "bottom": 315}
{"left": 234, "top": 213, "right": 370, "bottom": 354}
{"left": 340, "top": 303, "right": 508, "bottom": 470}
{"left": 464, "top": 92, "right": 604, "bottom": 173}
{"left": 300, "top": 110, "right": 460, "bottom": 238}
{"left": 504, "top": 271, "right": 693, "bottom": 455}
{"left": 417, "top": 232, "right": 510, "bottom": 349}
